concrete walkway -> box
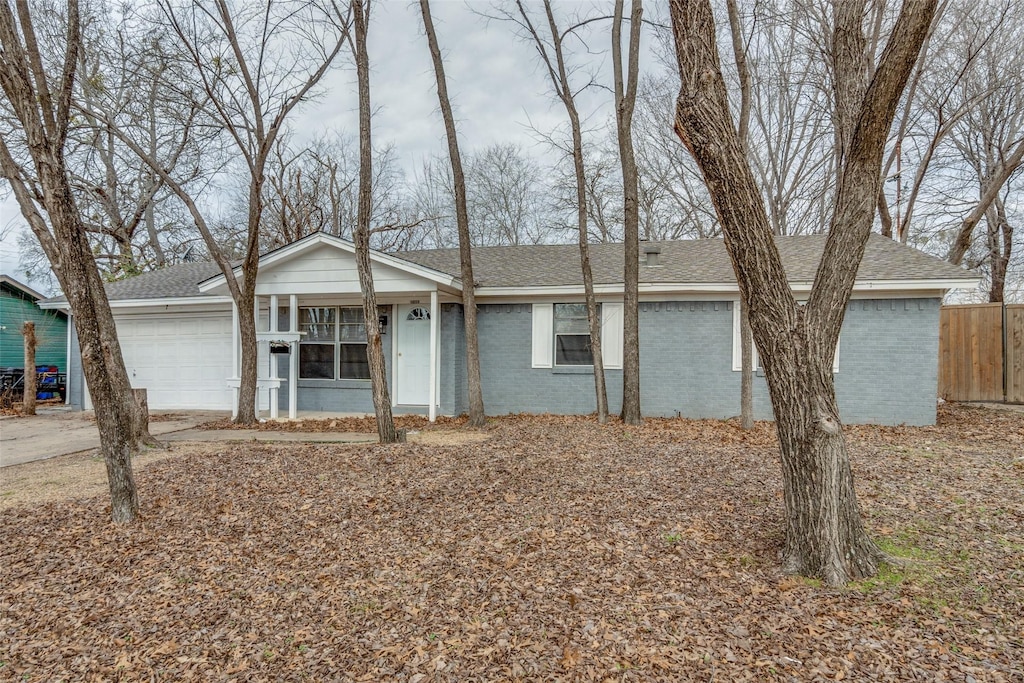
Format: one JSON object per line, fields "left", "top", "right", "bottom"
{"left": 0, "top": 409, "right": 376, "bottom": 467}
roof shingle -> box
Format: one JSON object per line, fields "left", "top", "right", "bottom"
{"left": 44, "top": 234, "right": 975, "bottom": 303}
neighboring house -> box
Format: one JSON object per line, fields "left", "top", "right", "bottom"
{"left": 41, "top": 232, "right": 978, "bottom": 425}
{"left": 1, "top": 274, "right": 68, "bottom": 374}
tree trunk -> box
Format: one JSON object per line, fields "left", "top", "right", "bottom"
{"left": 235, "top": 285, "right": 259, "bottom": 423}
{"left": 757, "top": 323, "right": 880, "bottom": 582}
{"left": 0, "top": 0, "right": 148, "bottom": 522}
{"left": 725, "top": 0, "right": 753, "bottom": 430}
{"left": 986, "top": 200, "right": 1012, "bottom": 303}
{"left": 420, "top": 0, "right": 486, "bottom": 428}
{"left": 352, "top": 0, "right": 399, "bottom": 443}
{"left": 670, "top": 0, "right": 935, "bottom": 584}
{"left": 739, "top": 300, "right": 753, "bottom": 430}
{"left": 21, "top": 322, "right": 37, "bottom": 415}
{"left": 614, "top": 0, "right": 643, "bottom": 426}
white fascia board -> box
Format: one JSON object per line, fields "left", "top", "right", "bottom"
{"left": 37, "top": 295, "right": 233, "bottom": 311}
{"left": 473, "top": 277, "right": 979, "bottom": 301}
{"left": 197, "top": 232, "right": 460, "bottom": 293}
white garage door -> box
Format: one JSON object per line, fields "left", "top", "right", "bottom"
{"left": 116, "top": 314, "right": 234, "bottom": 410}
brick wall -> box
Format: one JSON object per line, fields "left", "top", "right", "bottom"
{"left": 472, "top": 298, "right": 941, "bottom": 426}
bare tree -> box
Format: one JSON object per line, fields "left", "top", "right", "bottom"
{"left": 512, "top": 0, "right": 609, "bottom": 423}
{"left": 420, "top": 0, "right": 485, "bottom": 428}
{"left": 670, "top": 0, "right": 936, "bottom": 584}
{"left": 21, "top": 321, "right": 36, "bottom": 415}
{"left": 614, "top": 0, "right": 643, "bottom": 425}
{"left": 0, "top": 0, "right": 152, "bottom": 523}
{"left": 724, "top": 0, "right": 754, "bottom": 431}
{"left": 98, "top": 0, "right": 350, "bottom": 424}
{"left": 350, "top": 0, "right": 398, "bottom": 443}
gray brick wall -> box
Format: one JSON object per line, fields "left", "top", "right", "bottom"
{"left": 475, "top": 303, "right": 624, "bottom": 416}
{"left": 473, "top": 298, "right": 941, "bottom": 426}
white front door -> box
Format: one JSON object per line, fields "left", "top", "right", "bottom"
{"left": 395, "top": 304, "right": 432, "bottom": 405}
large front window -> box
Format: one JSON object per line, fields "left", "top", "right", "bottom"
{"left": 299, "top": 307, "right": 369, "bottom": 379}
{"left": 554, "top": 303, "right": 595, "bottom": 366}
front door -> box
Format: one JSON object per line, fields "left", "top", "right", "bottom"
{"left": 395, "top": 304, "right": 432, "bottom": 405}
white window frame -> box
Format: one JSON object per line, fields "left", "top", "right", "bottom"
{"left": 298, "top": 306, "right": 370, "bottom": 380}
{"left": 532, "top": 302, "right": 623, "bottom": 370}
{"left": 731, "top": 302, "right": 839, "bottom": 373}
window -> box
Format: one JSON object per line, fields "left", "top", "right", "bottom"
{"left": 531, "top": 302, "right": 623, "bottom": 369}
{"left": 299, "top": 306, "right": 370, "bottom": 379}
{"left": 555, "top": 303, "right": 594, "bottom": 365}
{"left": 731, "top": 302, "right": 839, "bottom": 373}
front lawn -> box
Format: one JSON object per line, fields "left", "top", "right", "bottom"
{"left": 1, "top": 405, "right": 1021, "bottom": 681}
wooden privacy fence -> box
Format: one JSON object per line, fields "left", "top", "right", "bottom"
{"left": 939, "top": 303, "right": 1024, "bottom": 403}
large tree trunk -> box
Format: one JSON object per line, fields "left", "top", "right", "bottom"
{"left": 21, "top": 322, "right": 37, "bottom": 415}
{"left": 352, "top": 0, "right": 399, "bottom": 443}
{"left": 614, "top": 0, "right": 643, "bottom": 426}
{"left": 670, "top": 0, "right": 935, "bottom": 584}
{"left": 420, "top": 0, "right": 485, "bottom": 428}
{"left": 0, "top": 0, "right": 150, "bottom": 522}
{"left": 725, "top": 0, "right": 754, "bottom": 430}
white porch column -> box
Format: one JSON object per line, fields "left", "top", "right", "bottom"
{"left": 253, "top": 295, "right": 262, "bottom": 418}
{"left": 269, "top": 294, "right": 279, "bottom": 419}
{"left": 289, "top": 294, "right": 298, "bottom": 419}
{"left": 429, "top": 290, "right": 438, "bottom": 422}
{"left": 231, "top": 300, "right": 239, "bottom": 419}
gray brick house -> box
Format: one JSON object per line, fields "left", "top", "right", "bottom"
{"left": 44, "top": 231, "right": 977, "bottom": 425}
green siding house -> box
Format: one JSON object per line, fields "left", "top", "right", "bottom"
{"left": 1, "top": 275, "right": 68, "bottom": 373}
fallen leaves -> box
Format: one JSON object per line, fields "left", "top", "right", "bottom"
{"left": 0, "top": 403, "right": 1021, "bottom": 680}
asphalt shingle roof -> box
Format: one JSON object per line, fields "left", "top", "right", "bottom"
{"left": 400, "top": 233, "right": 975, "bottom": 288}
{"left": 44, "top": 234, "right": 974, "bottom": 304}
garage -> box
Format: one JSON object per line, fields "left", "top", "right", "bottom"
{"left": 113, "top": 313, "right": 234, "bottom": 410}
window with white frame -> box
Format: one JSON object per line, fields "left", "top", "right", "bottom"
{"left": 299, "top": 306, "right": 370, "bottom": 379}
{"left": 554, "top": 303, "right": 594, "bottom": 365}
{"left": 531, "top": 302, "right": 623, "bottom": 369}
{"left": 731, "top": 302, "right": 839, "bottom": 373}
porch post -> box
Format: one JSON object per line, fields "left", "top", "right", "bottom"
{"left": 429, "top": 290, "right": 438, "bottom": 422}
{"left": 254, "top": 295, "right": 262, "bottom": 418}
{"left": 289, "top": 294, "right": 298, "bottom": 419}
{"left": 231, "top": 300, "right": 239, "bottom": 420}
{"left": 269, "top": 294, "right": 279, "bottom": 419}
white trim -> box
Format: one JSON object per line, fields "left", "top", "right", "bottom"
{"left": 390, "top": 304, "right": 398, "bottom": 408}
{"left": 269, "top": 295, "right": 279, "bottom": 420}
{"left": 429, "top": 291, "right": 438, "bottom": 422}
{"left": 38, "top": 295, "right": 235, "bottom": 311}
{"left": 288, "top": 295, "right": 298, "bottom": 419}
{"left": 197, "top": 232, "right": 461, "bottom": 293}
{"left": 64, "top": 313, "right": 72, "bottom": 405}
{"left": 473, "top": 277, "right": 979, "bottom": 299}
{"left": 601, "top": 301, "right": 624, "bottom": 370}
{"left": 231, "top": 301, "right": 239, "bottom": 419}
{"left": 531, "top": 303, "right": 553, "bottom": 368}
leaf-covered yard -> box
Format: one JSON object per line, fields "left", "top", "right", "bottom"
{"left": 2, "top": 404, "right": 1022, "bottom": 681}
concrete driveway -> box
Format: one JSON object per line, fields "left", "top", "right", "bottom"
{"left": 0, "top": 408, "right": 227, "bottom": 467}
{"left": 0, "top": 408, "right": 379, "bottom": 467}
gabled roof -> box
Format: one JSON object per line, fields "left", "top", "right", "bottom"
{"left": 196, "top": 232, "right": 460, "bottom": 293}
{"left": 401, "top": 234, "right": 976, "bottom": 289}
{"left": 39, "top": 233, "right": 978, "bottom": 306}
{"left": 1, "top": 274, "right": 47, "bottom": 302}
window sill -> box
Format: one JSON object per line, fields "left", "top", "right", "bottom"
{"left": 552, "top": 366, "right": 594, "bottom": 375}
{"left": 293, "top": 378, "right": 372, "bottom": 389}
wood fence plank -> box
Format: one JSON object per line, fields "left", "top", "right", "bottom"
{"left": 938, "top": 303, "right": 1003, "bottom": 402}
{"left": 1007, "top": 305, "right": 1024, "bottom": 404}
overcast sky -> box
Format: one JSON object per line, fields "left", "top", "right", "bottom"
{"left": 0, "top": 1, "right": 667, "bottom": 293}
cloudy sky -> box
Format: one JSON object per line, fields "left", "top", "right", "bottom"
{"left": 1, "top": 1, "right": 670, "bottom": 293}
